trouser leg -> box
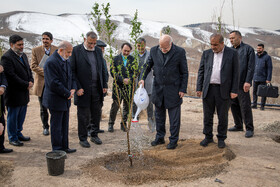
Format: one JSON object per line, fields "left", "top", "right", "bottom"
{"left": 77, "top": 106, "right": 90, "bottom": 141}
{"left": 108, "top": 99, "right": 120, "bottom": 126}
{"left": 168, "top": 105, "right": 181, "bottom": 144}
{"left": 155, "top": 104, "right": 166, "bottom": 140}
{"left": 203, "top": 87, "right": 216, "bottom": 139}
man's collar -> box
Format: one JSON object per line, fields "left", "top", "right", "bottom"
{"left": 139, "top": 50, "right": 147, "bottom": 57}
{"left": 83, "top": 43, "right": 95, "bottom": 51}
{"left": 11, "top": 48, "right": 23, "bottom": 57}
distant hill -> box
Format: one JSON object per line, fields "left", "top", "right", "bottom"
{"left": 1, "top": 11, "right": 280, "bottom": 102}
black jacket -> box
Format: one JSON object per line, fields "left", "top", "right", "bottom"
{"left": 141, "top": 44, "right": 188, "bottom": 109}
{"left": 196, "top": 46, "right": 239, "bottom": 99}
{"left": 110, "top": 54, "right": 135, "bottom": 101}
{"left": 1, "top": 49, "right": 33, "bottom": 106}
{"left": 233, "top": 42, "right": 255, "bottom": 88}
{"left": 43, "top": 50, "right": 76, "bottom": 111}
{"left": 70, "top": 44, "right": 108, "bottom": 107}
{"left": 253, "top": 51, "right": 272, "bottom": 82}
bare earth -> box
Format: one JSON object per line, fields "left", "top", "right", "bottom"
{"left": 0, "top": 94, "right": 280, "bottom": 187}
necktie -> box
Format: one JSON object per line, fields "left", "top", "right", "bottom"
{"left": 19, "top": 56, "right": 24, "bottom": 64}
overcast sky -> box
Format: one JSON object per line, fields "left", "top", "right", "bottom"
{"left": 0, "top": 0, "right": 279, "bottom": 30}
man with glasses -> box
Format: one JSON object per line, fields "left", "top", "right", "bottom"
{"left": 139, "top": 35, "right": 188, "bottom": 149}
{"left": 71, "top": 31, "right": 108, "bottom": 148}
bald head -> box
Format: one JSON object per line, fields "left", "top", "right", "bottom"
{"left": 58, "top": 41, "right": 73, "bottom": 60}
{"left": 159, "top": 35, "right": 172, "bottom": 54}
{"left": 58, "top": 41, "right": 72, "bottom": 50}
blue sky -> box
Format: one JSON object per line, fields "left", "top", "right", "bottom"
{"left": 1, "top": 0, "right": 279, "bottom": 30}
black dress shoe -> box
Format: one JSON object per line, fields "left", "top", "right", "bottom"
{"left": 151, "top": 139, "right": 165, "bottom": 146}
{"left": 18, "top": 136, "right": 31, "bottom": 141}
{"left": 200, "top": 138, "right": 213, "bottom": 147}
{"left": 64, "top": 148, "right": 76, "bottom": 153}
{"left": 251, "top": 104, "right": 257, "bottom": 109}
{"left": 98, "top": 129, "right": 105, "bottom": 133}
{"left": 228, "top": 126, "right": 243, "bottom": 132}
{"left": 120, "top": 124, "right": 127, "bottom": 132}
{"left": 245, "top": 130, "right": 254, "bottom": 138}
{"left": 166, "top": 143, "right": 178, "bottom": 149}
{"left": 43, "top": 129, "right": 49, "bottom": 136}
{"left": 90, "top": 136, "right": 102, "bottom": 145}
{"left": 79, "top": 140, "right": 90, "bottom": 148}
{"left": 108, "top": 125, "right": 114, "bottom": 132}
{"left": 9, "top": 140, "right": 24, "bottom": 146}
{"left": 0, "top": 148, "right": 13, "bottom": 153}
{"left": 260, "top": 106, "right": 265, "bottom": 111}
{"left": 218, "top": 140, "right": 226, "bottom": 148}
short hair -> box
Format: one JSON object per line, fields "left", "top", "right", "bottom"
{"left": 86, "top": 31, "right": 97, "bottom": 39}
{"left": 258, "top": 43, "right": 264, "bottom": 48}
{"left": 210, "top": 33, "right": 224, "bottom": 43}
{"left": 136, "top": 37, "right": 146, "bottom": 44}
{"left": 121, "top": 42, "right": 132, "bottom": 50}
{"left": 57, "top": 41, "right": 72, "bottom": 50}
{"left": 42, "top": 32, "right": 53, "bottom": 40}
{"left": 9, "top": 34, "right": 23, "bottom": 44}
{"left": 230, "top": 30, "right": 242, "bottom": 37}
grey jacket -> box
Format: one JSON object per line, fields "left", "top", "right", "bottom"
{"left": 138, "top": 50, "right": 153, "bottom": 95}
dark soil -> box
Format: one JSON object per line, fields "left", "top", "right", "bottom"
{"left": 83, "top": 139, "right": 236, "bottom": 185}
{"left": 0, "top": 160, "right": 14, "bottom": 184}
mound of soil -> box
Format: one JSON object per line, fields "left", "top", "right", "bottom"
{"left": 83, "top": 139, "right": 235, "bottom": 185}
{"left": 0, "top": 160, "right": 14, "bottom": 184}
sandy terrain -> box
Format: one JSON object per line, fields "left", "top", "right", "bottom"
{"left": 0, "top": 94, "right": 280, "bottom": 187}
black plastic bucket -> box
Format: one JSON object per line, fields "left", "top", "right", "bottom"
{"left": 46, "top": 150, "right": 67, "bottom": 176}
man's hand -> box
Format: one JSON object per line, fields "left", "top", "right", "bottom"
{"left": 103, "top": 88, "right": 107, "bottom": 94}
{"left": 0, "top": 87, "right": 5, "bottom": 95}
{"left": 230, "top": 93, "right": 238, "bottom": 99}
{"left": 197, "top": 91, "right": 202, "bottom": 97}
{"left": 179, "top": 92, "right": 184, "bottom": 98}
{"left": 0, "top": 123, "right": 3, "bottom": 136}
{"left": 28, "top": 81, "right": 34, "bottom": 90}
{"left": 123, "top": 78, "right": 130, "bottom": 85}
{"left": 76, "top": 89, "right": 84, "bottom": 96}
{"left": 138, "top": 80, "right": 145, "bottom": 87}
{"left": 243, "top": 82, "right": 251, "bottom": 92}
{"left": 68, "top": 89, "right": 75, "bottom": 99}
{"left": 0, "top": 65, "right": 4, "bottom": 73}
{"left": 266, "top": 80, "right": 271, "bottom": 84}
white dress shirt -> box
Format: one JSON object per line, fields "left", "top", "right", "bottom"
{"left": 210, "top": 47, "right": 224, "bottom": 84}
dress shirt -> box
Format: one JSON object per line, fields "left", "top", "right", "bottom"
{"left": 210, "top": 47, "right": 224, "bottom": 84}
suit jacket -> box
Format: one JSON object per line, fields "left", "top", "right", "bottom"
{"left": 1, "top": 49, "right": 34, "bottom": 107}
{"left": 141, "top": 44, "right": 188, "bottom": 109}
{"left": 196, "top": 46, "right": 239, "bottom": 99}
{"left": 110, "top": 54, "right": 135, "bottom": 101}
{"left": 234, "top": 42, "right": 255, "bottom": 88}
{"left": 138, "top": 50, "right": 153, "bottom": 95}
{"left": 43, "top": 50, "right": 76, "bottom": 111}
{"left": 0, "top": 72, "right": 7, "bottom": 115}
{"left": 31, "top": 45, "right": 58, "bottom": 97}
{"left": 70, "top": 44, "right": 108, "bottom": 107}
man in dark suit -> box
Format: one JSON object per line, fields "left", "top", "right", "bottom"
{"left": 108, "top": 43, "right": 135, "bottom": 132}
{"left": 71, "top": 31, "right": 108, "bottom": 148}
{"left": 43, "top": 41, "right": 77, "bottom": 153}
{"left": 0, "top": 67, "right": 13, "bottom": 153}
{"left": 228, "top": 30, "right": 255, "bottom": 138}
{"left": 139, "top": 35, "right": 188, "bottom": 149}
{"left": 196, "top": 33, "right": 239, "bottom": 148}
{"left": 1, "top": 34, "right": 34, "bottom": 147}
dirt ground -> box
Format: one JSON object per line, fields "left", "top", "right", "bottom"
{"left": 0, "top": 94, "right": 280, "bottom": 187}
